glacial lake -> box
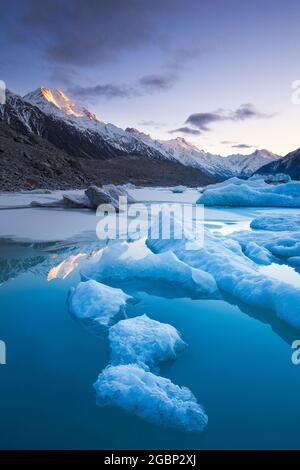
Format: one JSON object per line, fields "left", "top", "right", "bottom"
{"left": 0, "top": 201, "right": 300, "bottom": 449}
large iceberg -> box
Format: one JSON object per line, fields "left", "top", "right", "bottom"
{"left": 197, "top": 178, "right": 300, "bottom": 207}
{"left": 68, "top": 280, "right": 132, "bottom": 327}
{"left": 94, "top": 364, "right": 208, "bottom": 433}
{"left": 108, "top": 314, "right": 185, "bottom": 369}
{"left": 81, "top": 239, "right": 217, "bottom": 297}
{"left": 147, "top": 218, "right": 300, "bottom": 329}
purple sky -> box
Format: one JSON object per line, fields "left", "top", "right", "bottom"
{"left": 1, "top": 0, "right": 300, "bottom": 155}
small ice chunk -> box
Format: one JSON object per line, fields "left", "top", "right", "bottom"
{"left": 68, "top": 280, "right": 132, "bottom": 327}
{"left": 108, "top": 314, "right": 185, "bottom": 369}
{"left": 94, "top": 364, "right": 208, "bottom": 432}
{"left": 172, "top": 185, "right": 187, "bottom": 194}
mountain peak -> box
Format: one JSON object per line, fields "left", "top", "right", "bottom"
{"left": 24, "top": 87, "right": 100, "bottom": 122}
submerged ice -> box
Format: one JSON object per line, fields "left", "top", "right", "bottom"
{"left": 81, "top": 239, "right": 217, "bottom": 297}
{"left": 94, "top": 364, "right": 208, "bottom": 433}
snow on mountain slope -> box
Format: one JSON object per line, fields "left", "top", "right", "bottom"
{"left": 256, "top": 147, "right": 300, "bottom": 180}
{"left": 4, "top": 88, "right": 172, "bottom": 161}
{"left": 126, "top": 129, "right": 281, "bottom": 178}
{"left": 2, "top": 87, "right": 281, "bottom": 180}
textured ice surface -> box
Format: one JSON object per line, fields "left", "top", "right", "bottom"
{"left": 197, "top": 178, "right": 300, "bottom": 207}
{"left": 147, "top": 218, "right": 300, "bottom": 329}
{"left": 108, "top": 314, "right": 185, "bottom": 369}
{"left": 94, "top": 364, "right": 208, "bottom": 433}
{"left": 81, "top": 239, "right": 217, "bottom": 297}
{"left": 244, "top": 241, "right": 273, "bottom": 265}
{"left": 251, "top": 215, "right": 300, "bottom": 231}
{"left": 68, "top": 280, "right": 131, "bottom": 327}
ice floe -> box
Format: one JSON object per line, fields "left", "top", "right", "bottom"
{"left": 94, "top": 364, "right": 208, "bottom": 433}
{"left": 81, "top": 239, "right": 217, "bottom": 297}
{"left": 197, "top": 177, "right": 300, "bottom": 207}
{"left": 108, "top": 314, "right": 185, "bottom": 369}
{"left": 147, "top": 217, "right": 300, "bottom": 329}
{"left": 68, "top": 280, "right": 132, "bottom": 327}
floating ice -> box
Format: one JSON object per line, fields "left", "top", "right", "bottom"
{"left": 172, "top": 185, "right": 187, "bottom": 194}
{"left": 250, "top": 215, "right": 300, "bottom": 231}
{"left": 147, "top": 217, "right": 300, "bottom": 329}
{"left": 94, "top": 364, "right": 208, "bottom": 433}
{"left": 108, "top": 314, "right": 185, "bottom": 369}
{"left": 231, "top": 230, "right": 300, "bottom": 260}
{"left": 197, "top": 178, "right": 300, "bottom": 207}
{"left": 81, "top": 239, "right": 217, "bottom": 297}
{"left": 68, "top": 280, "right": 132, "bottom": 327}
{"left": 244, "top": 241, "right": 273, "bottom": 265}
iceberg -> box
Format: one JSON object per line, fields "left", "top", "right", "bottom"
{"left": 147, "top": 218, "right": 300, "bottom": 329}
{"left": 231, "top": 230, "right": 300, "bottom": 261}
{"left": 81, "top": 239, "right": 217, "bottom": 297}
{"left": 68, "top": 280, "right": 132, "bottom": 327}
{"left": 94, "top": 364, "right": 208, "bottom": 433}
{"left": 108, "top": 314, "right": 185, "bottom": 369}
{"left": 250, "top": 215, "right": 300, "bottom": 232}
{"left": 197, "top": 178, "right": 300, "bottom": 207}
{"left": 244, "top": 241, "right": 273, "bottom": 265}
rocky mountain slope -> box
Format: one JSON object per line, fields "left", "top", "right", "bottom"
{"left": 256, "top": 147, "right": 300, "bottom": 180}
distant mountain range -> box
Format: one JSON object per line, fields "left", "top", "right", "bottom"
{"left": 0, "top": 87, "right": 293, "bottom": 191}
{"left": 256, "top": 147, "right": 300, "bottom": 180}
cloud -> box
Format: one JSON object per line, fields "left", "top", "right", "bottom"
{"left": 68, "top": 84, "right": 139, "bottom": 102}
{"left": 138, "top": 74, "right": 177, "bottom": 92}
{"left": 220, "top": 140, "right": 258, "bottom": 149}
{"left": 17, "top": 0, "right": 177, "bottom": 67}
{"left": 221, "top": 140, "right": 257, "bottom": 149}
{"left": 169, "top": 127, "right": 202, "bottom": 135}
{"left": 138, "top": 120, "right": 166, "bottom": 128}
{"left": 68, "top": 73, "right": 178, "bottom": 102}
{"left": 186, "top": 104, "right": 274, "bottom": 132}
{"left": 231, "top": 143, "right": 254, "bottom": 149}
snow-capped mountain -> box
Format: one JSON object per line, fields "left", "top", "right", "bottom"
{"left": 126, "top": 129, "right": 281, "bottom": 178}
{"left": 256, "top": 147, "right": 300, "bottom": 180}
{"left": 0, "top": 88, "right": 218, "bottom": 190}
{"left": 0, "top": 87, "right": 281, "bottom": 190}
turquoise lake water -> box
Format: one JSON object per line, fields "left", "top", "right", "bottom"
{"left": 0, "top": 206, "right": 300, "bottom": 449}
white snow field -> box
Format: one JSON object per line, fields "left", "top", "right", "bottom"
{"left": 68, "top": 280, "right": 132, "bottom": 327}
{"left": 147, "top": 217, "right": 300, "bottom": 330}
{"left": 197, "top": 177, "right": 300, "bottom": 207}
{"left": 94, "top": 364, "right": 208, "bottom": 433}
{"left": 81, "top": 239, "right": 217, "bottom": 297}
{"left": 108, "top": 314, "right": 185, "bottom": 369}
